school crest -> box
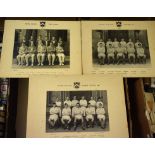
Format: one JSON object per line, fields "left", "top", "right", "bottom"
{"left": 116, "top": 21, "right": 122, "bottom": 27}
{"left": 40, "top": 21, "right": 46, "bottom": 28}
{"left": 74, "top": 82, "right": 80, "bottom": 89}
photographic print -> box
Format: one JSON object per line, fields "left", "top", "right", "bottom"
{"left": 46, "top": 90, "right": 109, "bottom": 132}
{"left": 12, "top": 29, "right": 70, "bottom": 68}
{"left": 92, "top": 30, "right": 150, "bottom": 67}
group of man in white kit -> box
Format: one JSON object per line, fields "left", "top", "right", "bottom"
{"left": 97, "top": 38, "right": 146, "bottom": 65}
{"left": 48, "top": 96, "right": 106, "bottom": 130}
{"left": 16, "top": 35, "right": 66, "bottom": 66}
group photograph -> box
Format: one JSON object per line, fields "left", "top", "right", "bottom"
{"left": 92, "top": 30, "right": 151, "bottom": 67}
{"left": 46, "top": 90, "right": 109, "bottom": 132}
{"left": 12, "top": 29, "right": 70, "bottom": 68}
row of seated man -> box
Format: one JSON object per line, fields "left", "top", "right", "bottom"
{"left": 96, "top": 38, "right": 147, "bottom": 65}
{"left": 16, "top": 38, "right": 65, "bottom": 66}
{"left": 48, "top": 96, "right": 106, "bottom": 130}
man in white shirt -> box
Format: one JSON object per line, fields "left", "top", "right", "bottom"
{"left": 48, "top": 103, "right": 61, "bottom": 128}
{"left": 37, "top": 42, "right": 46, "bottom": 66}
{"left": 79, "top": 96, "right": 87, "bottom": 116}
{"left": 25, "top": 42, "right": 36, "bottom": 66}
{"left": 136, "top": 44, "right": 146, "bottom": 63}
{"left": 127, "top": 43, "right": 136, "bottom": 63}
{"left": 126, "top": 38, "right": 134, "bottom": 48}
{"left": 47, "top": 42, "right": 56, "bottom": 66}
{"left": 97, "top": 38, "right": 105, "bottom": 47}
{"left": 56, "top": 42, "right": 65, "bottom": 66}
{"left": 17, "top": 43, "right": 27, "bottom": 66}
{"left": 55, "top": 98, "right": 61, "bottom": 111}
{"left": 106, "top": 38, "right": 113, "bottom": 49}
{"left": 113, "top": 38, "right": 119, "bottom": 51}
{"left": 71, "top": 96, "right": 79, "bottom": 109}
{"left": 96, "top": 103, "right": 106, "bottom": 129}
{"left": 72, "top": 103, "right": 85, "bottom": 130}
{"left": 107, "top": 44, "right": 115, "bottom": 64}
{"left": 135, "top": 40, "right": 142, "bottom": 49}
{"left": 120, "top": 38, "right": 127, "bottom": 48}
{"left": 96, "top": 98, "right": 104, "bottom": 108}
{"left": 64, "top": 97, "right": 72, "bottom": 107}
{"left": 120, "top": 38, "right": 127, "bottom": 59}
{"left": 116, "top": 43, "right": 125, "bottom": 64}
{"left": 51, "top": 36, "right": 57, "bottom": 46}
{"left": 97, "top": 42, "right": 106, "bottom": 65}
{"left": 89, "top": 97, "right": 96, "bottom": 109}
{"left": 61, "top": 103, "right": 71, "bottom": 129}
{"left": 86, "top": 103, "right": 95, "bottom": 128}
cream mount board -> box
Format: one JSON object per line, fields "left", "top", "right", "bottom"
{"left": 0, "top": 20, "right": 81, "bottom": 77}
{"left": 82, "top": 21, "right": 155, "bottom": 77}
{"left": 27, "top": 75, "right": 128, "bottom": 138}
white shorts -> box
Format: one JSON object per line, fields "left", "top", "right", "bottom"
{"left": 37, "top": 53, "right": 45, "bottom": 57}
{"left": 57, "top": 53, "right": 65, "bottom": 57}
{"left": 48, "top": 53, "right": 55, "bottom": 57}
{"left": 48, "top": 114, "right": 58, "bottom": 122}
{"left": 26, "top": 53, "right": 35, "bottom": 58}
{"left": 75, "top": 115, "right": 83, "bottom": 120}
{"left": 97, "top": 114, "right": 105, "bottom": 120}
{"left": 62, "top": 115, "right": 71, "bottom": 121}
{"left": 117, "top": 53, "right": 124, "bottom": 58}
{"left": 81, "top": 107, "right": 86, "bottom": 116}
{"left": 17, "top": 54, "right": 25, "bottom": 58}
{"left": 128, "top": 54, "right": 135, "bottom": 58}
{"left": 108, "top": 53, "right": 114, "bottom": 58}
{"left": 137, "top": 54, "right": 146, "bottom": 58}
{"left": 98, "top": 53, "right": 105, "bottom": 58}
{"left": 86, "top": 115, "right": 94, "bottom": 121}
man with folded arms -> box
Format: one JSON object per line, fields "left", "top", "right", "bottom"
{"left": 48, "top": 103, "right": 61, "bottom": 128}
{"left": 96, "top": 103, "right": 106, "bottom": 129}
{"left": 72, "top": 103, "right": 85, "bottom": 130}
{"left": 61, "top": 103, "right": 71, "bottom": 129}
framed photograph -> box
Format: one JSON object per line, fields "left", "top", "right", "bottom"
{"left": 82, "top": 21, "right": 155, "bottom": 77}
{"left": 27, "top": 75, "right": 128, "bottom": 137}
{"left": 0, "top": 20, "right": 81, "bottom": 77}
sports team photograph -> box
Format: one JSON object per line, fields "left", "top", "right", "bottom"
{"left": 46, "top": 90, "right": 109, "bottom": 132}
{"left": 92, "top": 30, "right": 151, "bottom": 66}
{"left": 12, "top": 29, "right": 70, "bottom": 68}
